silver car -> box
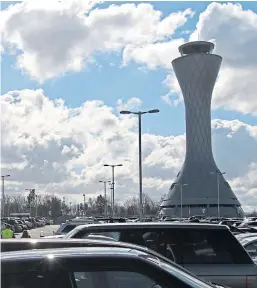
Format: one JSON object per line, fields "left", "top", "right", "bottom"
{"left": 237, "top": 234, "right": 257, "bottom": 261}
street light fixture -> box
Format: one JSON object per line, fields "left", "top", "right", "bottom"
{"left": 174, "top": 183, "right": 188, "bottom": 219}
{"left": 120, "top": 109, "right": 160, "bottom": 221}
{"left": 104, "top": 164, "right": 123, "bottom": 217}
{"left": 210, "top": 171, "right": 226, "bottom": 218}
{"left": 1, "top": 174, "right": 10, "bottom": 217}
{"left": 99, "top": 180, "right": 111, "bottom": 216}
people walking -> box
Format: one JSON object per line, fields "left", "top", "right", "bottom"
{"left": 21, "top": 230, "right": 31, "bottom": 238}
{"left": 1, "top": 225, "right": 15, "bottom": 238}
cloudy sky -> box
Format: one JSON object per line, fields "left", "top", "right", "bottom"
{"left": 1, "top": 0, "right": 257, "bottom": 211}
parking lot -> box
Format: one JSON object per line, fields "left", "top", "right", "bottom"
{"left": 15, "top": 225, "right": 59, "bottom": 238}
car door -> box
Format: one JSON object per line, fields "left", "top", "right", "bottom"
{"left": 67, "top": 255, "right": 194, "bottom": 288}
{"left": 2, "top": 254, "right": 193, "bottom": 288}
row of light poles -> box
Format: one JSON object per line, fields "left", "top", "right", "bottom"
{"left": 177, "top": 170, "right": 225, "bottom": 219}
{"left": 1, "top": 175, "right": 39, "bottom": 217}
{"left": 93, "top": 109, "right": 160, "bottom": 220}
{"left": 98, "top": 109, "right": 160, "bottom": 220}
{"left": 103, "top": 164, "right": 123, "bottom": 218}
{"left": 98, "top": 180, "right": 111, "bottom": 216}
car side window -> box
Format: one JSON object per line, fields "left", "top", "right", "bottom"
{"left": 61, "top": 224, "right": 76, "bottom": 233}
{"left": 85, "top": 231, "right": 120, "bottom": 240}
{"left": 2, "top": 271, "right": 71, "bottom": 288}
{"left": 73, "top": 271, "right": 165, "bottom": 288}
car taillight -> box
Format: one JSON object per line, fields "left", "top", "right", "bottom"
{"left": 246, "top": 276, "right": 257, "bottom": 288}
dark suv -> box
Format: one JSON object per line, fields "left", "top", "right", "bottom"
{"left": 56, "top": 222, "right": 257, "bottom": 288}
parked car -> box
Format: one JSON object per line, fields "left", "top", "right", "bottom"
{"left": 44, "top": 219, "right": 54, "bottom": 225}
{"left": 53, "top": 222, "right": 257, "bottom": 288}
{"left": 34, "top": 218, "right": 44, "bottom": 227}
{"left": 21, "top": 218, "right": 33, "bottom": 229}
{"left": 1, "top": 240, "right": 229, "bottom": 288}
{"left": 236, "top": 235, "right": 257, "bottom": 261}
{"left": 4, "top": 218, "right": 22, "bottom": 233}
{"left": 53, "top": 221, "right": 87, "bottom": 235}
{"left": 1, "top": 221, "right": 15, "bottom": 232}
{"left": 25, "top": 217, "right": 37, "bottom": 228}
{"left": 16, "top": 219, "right": 28, "bottom": 230}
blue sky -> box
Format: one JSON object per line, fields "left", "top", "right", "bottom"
{"left": 1, "top": 1, "right": 257, "bottom": 208}
{"left": 2, "top": 1, "right": 257, "bottom": 137}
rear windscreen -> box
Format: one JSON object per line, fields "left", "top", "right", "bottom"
{"left": 162, "top": 228, "right": 253, "bottom": 265}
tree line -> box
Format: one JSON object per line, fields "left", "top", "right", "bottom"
{"left": 2, "top": 191, "right": 162, "bottom": 219}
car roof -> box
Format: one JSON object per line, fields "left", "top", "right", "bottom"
{"left": 0, "top": 238, "right": 147, "bottom": 248}
{"left": 0, "top": 238, "right": 168, "bottom": 262}
{"left": 1, "top": 246, "right": 150, "bottom": 262}
{"left": 236, "top": 233, "right": 257, "bottom": 239}
{"left": 69, "top": 221, "right": 228, "bottom": 231}
{"left": 239, "top": 235, "right": 257, "bottom": 246}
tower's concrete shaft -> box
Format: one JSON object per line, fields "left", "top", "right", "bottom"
{"left": 160, "top": 41, "right": 244, "bottom": 218}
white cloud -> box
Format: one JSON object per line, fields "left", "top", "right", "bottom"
{"left": 1, "top": 89, "right": 257, "bottom": 210}
{"left": 116, "top": 97, "right": 142, "bottom": 113}
{"left": 122, "top": 39, "right": 184, "bottom": 70}
{"left": 0, "top": 2, "right": 193, "bottom": 82}
{"left": 118, "top": 2, "right": 257, "bottom": 116}
{"left": 186, "top": 3, "right": 257, "bottom": 114}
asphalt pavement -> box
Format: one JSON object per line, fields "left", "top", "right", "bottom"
{"left": 15, "top": 225, "right": 59, "bottom": 238}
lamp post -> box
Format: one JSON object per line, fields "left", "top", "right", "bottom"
{"left": 174, "top": 183, "right": 188, "bottom": 219}
{"left": 70, "top": 202, "right": 72, "bottom": 215}
{"left": 99, "top": 180, "right": 111, "bottom": 217}
{"left": 1, "top": 174, "right": 10, "bottom": 217}
{"left": 210, "top": 171, "right": 226, "bottom": 218}
{"left": 104, "top": 164, "right": 123, "bottom": 218}
{"left": 82, "top": 194, "right": 86, "bottom": 216}
{"left": 35, "top": 194, "right": 38, "bottom": 217}
{"left": 120, "top": 109, "right": 159, "bottom": 221}
{"left": 25, "top": 188, "right": 35, "bottom": 216}
{"left": 109, "top": 182, "right": 113, "bottom": 216}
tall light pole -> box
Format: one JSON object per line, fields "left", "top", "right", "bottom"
{"left": 82, "top": 194, "right": 86, "bottom": 216}
{"left": 109, "top": 182, "right": 113, "bottom": 216}
{"left": 210, "top": 171, "right": 226, "bottom": 218}
{"left": 120, "top": 109, "right": 159, "bottom": 221}
{"left": 174, "top": 183, "right": 188, "bottom": 219}
{"left": 1, "top": 174, "right": 10, "bottom": 217}
{"left": 99, "top": 180, "right": 111, "bottom": 217}
{"left": 104, "top": 164, "right": 123, "bottom": 218}
{"left": 35, "top": 194, "right": 38, "bottom": 217}
{"left": 25, "top": 188, "right": 35, "bottom": 216}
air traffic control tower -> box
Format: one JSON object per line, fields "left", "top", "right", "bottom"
{"left": 160, "top": 41, "right": 244, "bottom": 218}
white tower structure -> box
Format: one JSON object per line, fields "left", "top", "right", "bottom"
{"left": 160, "top": 41, "right": 244, "bottom": 218}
